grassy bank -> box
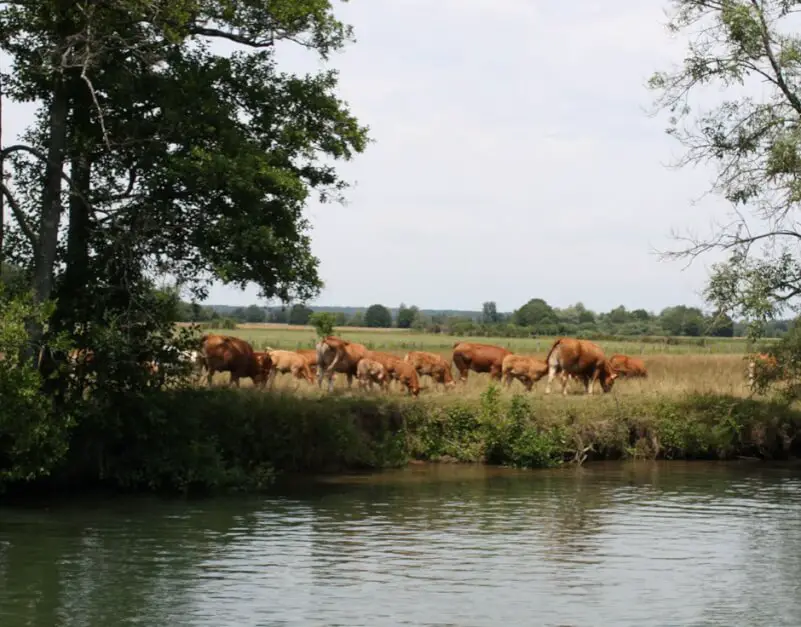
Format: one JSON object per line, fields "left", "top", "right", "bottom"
{"left": 25, "top": 385, "right": 800, "bottom": 496}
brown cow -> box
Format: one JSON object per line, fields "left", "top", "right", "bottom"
{"left": 501, "top": 354, "right": 549, "bottom": 391}
{"left": 201, "top": 334, "right": 268, "bottom": 387}
{"left": 404, "top": 350, "right": 455, "bottom": 389}
{"left": 452, "top": 341, "right": 512, "bottom": 383}
{"left": 356, "top": 358, "right": 389, "bottom": 391}
{"left": 544, "top": 337, "right": 618, "bottom": 396}
{"left": 266, "top": 349, "right": 315, "bottom": 386}
{"left": 295, "top": 348, "right": 318, "bottom": 375}
{"left": 316, "top": 335, "right": 369, "bottom": 392}
{"left": 608, "top": 353, "right": 648, "bottom": 378}
{"left": 366, "top": 350, "right": 421, "bottom": 396}
{"left": 747, "top": 352, "right": 781, "bottom": 390}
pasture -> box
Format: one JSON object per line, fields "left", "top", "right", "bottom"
{"left": 193, "top": 325, "right": 761, "bottom": 400}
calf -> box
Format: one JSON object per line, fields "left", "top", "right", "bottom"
{"left": 404, "top": 350, "right": 455, "bottom": 389}
{"left": 367, "top": 350, "right": 421, "bottom": 397}
{"left": 266, "top": 349, "right": 315, "bottom": 386}
{"left": 357, "top": 358, "right": 389, "bottom": 391}
{"left": 501, "top": 354, "right": 549, "bottom": 391}
{"left": 608, "top": 354, "right": 648, "bottom": 378}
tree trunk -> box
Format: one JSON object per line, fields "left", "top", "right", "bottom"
{"left": 53, "top": 78, "right": 93, "bottom": 336}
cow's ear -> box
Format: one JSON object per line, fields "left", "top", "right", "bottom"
{"left": 610, "top": 371, "right": 619, "bottom": 380}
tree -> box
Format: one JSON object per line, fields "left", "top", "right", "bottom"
{"left": 482, "top": 301, "right": 500, "bottom": 324}
{"left": 288, "top": 304, "right": 313, "bottom": 326}
{"left": 514, "top": 298, "right": 557, "bottom": 329}
{"left": 397, "top": 303, "right": 419, "bottom": 329}
{"left": 309, "top": 311, "right": 336, "bottom": 337}
{"left": 0, "top": 0, "right": 369, "bottom": 379}
{"left": 364, "top": 304, "right": 392, "bottom": 328}
{"left": 244, "top": 305, "right": 266, "bottom": 323}
{"left": 648, "top": 0, "right": 801, "bottom": 334}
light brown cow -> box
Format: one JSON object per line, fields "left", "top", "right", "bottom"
{"left": 747, "top": 352, "right": 781, "bottom": 389}
{"left": 316, "top": 335, "right": 369, "bottom": 392}
{"left": 608, "top": 353, "right": 648, "bottom": 378}
{"left": 501, "top": 354, "right": 549, "bottom": 391}
{"left": 544, "top": 337, "right": 618, "bottom": 396}
{"left": 201, "top": 334, "right": 268, "bottom": 387}
{"left": 295, "top": 349, "right": 318, "bottom": 375}
{"left": 452, "top": 341, "right": 512, "bottom": 383}
{"left": 404, "top": 350, "right": 455, "bottom": 389}
{"left": 357, "top": 358, "right": 389, "bottom": 391}
{"left": 266, "top": 349, "right": 315, "bottom": 387}
{"left": 366, "top": 350, "right": 421, "bottom": 396}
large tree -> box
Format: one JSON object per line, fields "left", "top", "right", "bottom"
{"left": 649, "top": 0, "right": 801, "bottom": 334}
{"left": 0, "top": 0, "right": 369, "bottom": 373}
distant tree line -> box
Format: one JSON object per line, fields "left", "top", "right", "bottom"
{"left": 176, "top": 297, "right": 796, "bottom": 338}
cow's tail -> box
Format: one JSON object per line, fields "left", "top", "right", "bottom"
{"left": 544, "top": 337, "right": 564, "bottom": 368}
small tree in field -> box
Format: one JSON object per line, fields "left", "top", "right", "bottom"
{"left": 310, "top": 312, "right": 336, "bottom": 338}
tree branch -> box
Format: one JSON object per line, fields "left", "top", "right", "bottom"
{"left": 750, "top": 0, "right": 801, "bottom": 114}
{"left": 0, "top": 182, "right": 37, "bottom": 247}
{"left": 188, "top": 27, "right": 274, "bottom": 48}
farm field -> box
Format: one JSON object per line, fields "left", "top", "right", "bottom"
{"left": 192, "top": 324, "right": 765, "bottom": 400}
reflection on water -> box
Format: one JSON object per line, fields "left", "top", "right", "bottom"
{"left": 1, "top": 462, "right": 801, "bottom": 626}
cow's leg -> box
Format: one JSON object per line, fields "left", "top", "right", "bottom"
{"left": 545, "top": 363, "right": 560, "bottom": 394}
{"left": 452, "top": 355, "right": 469, "bottom": 383}
{"left": 524, "top": 376, "right": 533, "bottom": 392}
{"left": 585, "top": 373, "right": 595, "bottom": 395}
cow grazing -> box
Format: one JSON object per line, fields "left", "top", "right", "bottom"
{"left": 608, "top": 354, "right": 648, "bottom": 378}
{"left": 501, "top": 354, "right": 549, "bottom": 391}
{"left": 747, "top": 352, "right": 781, "bottom": 390}
{"left": 357, "top": 358, "right": 389, "bottom": 391}
{"left": 404, "top": 351, "right": 455, "bottom": 389}
{"left": 316, "top": 335, "right": 369, "bottom": 392}
{"left": 544, "top": 337, "right": 618, "bottom": 396}
{"left": 451, "top": 341, "right": 512, "bottom": 383}
{"left": 201, "top": 334, "right": 267, "bottom": 387}
{"left": 366, "top": 350, "right": 421, "bottom": 396}
{"left": 266, "top": 349, "right": 315, "bottom": 387}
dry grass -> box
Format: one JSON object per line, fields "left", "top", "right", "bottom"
{"left": 199, "top": 336, "right": 756, "bottom": 402}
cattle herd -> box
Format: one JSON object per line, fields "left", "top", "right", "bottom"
{"left": 190, "top": 334, "right": 650, "bottom": 397}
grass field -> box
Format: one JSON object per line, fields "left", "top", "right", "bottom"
{"left": 191, "top": 324, "right": 762, "bottom": 400}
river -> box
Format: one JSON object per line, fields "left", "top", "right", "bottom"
{"left": 1, "top": 461, "right": 800, "bottom": 626}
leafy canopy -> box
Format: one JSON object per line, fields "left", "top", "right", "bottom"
{"left": 648, "top": 0, "right": 801, "bottom": 334}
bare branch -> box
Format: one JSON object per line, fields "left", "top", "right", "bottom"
{"left": 0, "top": 182, "right": 36, "bottom": 247}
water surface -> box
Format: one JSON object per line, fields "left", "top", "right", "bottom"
{"left": 2, "top": 461, "right": 800, "bottom": 626}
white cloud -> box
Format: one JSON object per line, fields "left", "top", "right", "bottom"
{"left": 2, "top": 0, "right": 737, "bottom": 314}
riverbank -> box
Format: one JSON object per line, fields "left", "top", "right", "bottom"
{"left": 12, "top": 384, "right": 798, "bottom": 496}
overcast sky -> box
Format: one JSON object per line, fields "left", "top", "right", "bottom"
{"left": 2, "top": 0, "right": 736, "bottom": 314}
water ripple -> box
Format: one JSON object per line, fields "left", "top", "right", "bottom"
{"left": 1, "top": 463, "right": 801, "bottom": 626}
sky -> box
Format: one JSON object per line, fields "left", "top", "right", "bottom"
{"left": 2, "top": 0, "right": 737, "bottom": 314}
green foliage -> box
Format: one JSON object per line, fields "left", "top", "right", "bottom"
{"left": 649, "top": 0, "right": 801, "bottom": 334}
{"left": 364, "top": 304, "right": 392, "bottom": 328}
{"left": 396, "top": 303, "right": 419, "bottom": 329}
{"left": 288, "top": 304, "right": 313, "bottom": 325}
{"left": 0, "top": 290, "right": 73, "bottom": 490}
{"left": 309, "top": 311, "right": 337, "bottom": 337}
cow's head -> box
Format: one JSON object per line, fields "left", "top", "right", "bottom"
{"left": 600, "top": 362, "right": 619, "bottom": 393}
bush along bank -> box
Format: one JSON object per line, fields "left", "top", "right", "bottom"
{"left": 5, "top": 385, "right": 801, "bottom": 496}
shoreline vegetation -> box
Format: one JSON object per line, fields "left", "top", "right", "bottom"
{"left": 6, "top": 324, "right": 799, "bottom": 498}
